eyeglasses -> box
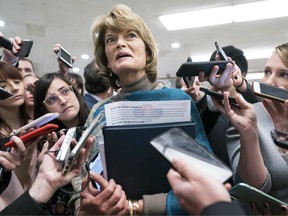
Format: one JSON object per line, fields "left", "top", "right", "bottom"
{"left": 43, "top": 86, "right": 73, "bottom": 107}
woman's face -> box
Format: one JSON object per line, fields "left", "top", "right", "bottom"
{"left": 262, "top": 52, "right": 288, "bottom": 89}
{"left": 43, "top": 78, "right": 80, "bottom": 125}
{"left": 0, "top": 78, "right": 25, "bottom": 108}
{"left": 105, "top": 29, "right": 147, "bottom": 83}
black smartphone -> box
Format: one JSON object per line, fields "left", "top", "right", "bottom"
{"left": 58, "top": 46, "right": 73, "bottom": 68}
{"left": 16, "top": 39, "right": 33, "bottom": 57}
{"left": 252, "top": 82, "right": 288, "bottom": 103}
{"left": 0, "top": 87, "right": 13, "bottom": 100}
{"left": 230, "top": 182, "right": 288, "bottom": 215}
{"left": 215, "top": 41, "right": 228, "bottom": 61}
{"left": 176, "top": 60, "right": 231, "bottom": 77}
{"left": 0, "top": 37, "right": 13, "bottom": 51}
{"left": 199, "top": 87, "right": 239, "bottom": 107}
{"left": 271, "top": 129, "right": 288, "bottom": 149}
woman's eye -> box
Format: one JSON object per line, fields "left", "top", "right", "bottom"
{"left": 106, "top": 37, "right": 115, "bottom": 44}
{"left": 127, "top": 33, "right": 137, "bottom": 38}
{"left": 62, "top": 88, "right": 70, "bottom": 95}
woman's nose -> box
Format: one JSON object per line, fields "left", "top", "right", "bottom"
{"left": 58, "top": 95, "right": 68, "bottom": 105}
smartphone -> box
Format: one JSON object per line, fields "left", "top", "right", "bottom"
{"left": 4, "top": 124, "right": 59, "bottom": 148}
{"left": 252, "top": 82, "right": 288, "bottom": 103}
{"left": 199, "top": 87, "right": 239, "bottom": 107}
{"left": 150, "top": 127, "right": 232, "bottom": 183}
{"left": 58, "top": 46, "right": 73, "bottom": 68}
{"left": 10, "top": 112, "right": 59, "bottom": 136}
{"left": 176, "top": 60, "right": 231, "bottom": 77}
{"left": 215, "top": 41, "right": 228, "bottom": 61}
{"left": 0, "top": 87, "right": 13, "bottom": 100}
{"left": 0, "top": 37, "right": 13, "bottom": 51}
{"left": 182, "top": 57, "right": 195, "bottom": 88}
{"left": 271, "top": 129, "right": 288, "bottom": 149}
{"left": 230, "top": 182, "right": 288, "bottom": 215}
{"left": 15, "top": 39, "right": 33, "bottom": 57}
{"left": 63, "top": 113, "right": 104, "bottom": 175}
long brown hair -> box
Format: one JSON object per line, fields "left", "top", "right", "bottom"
{"left": 0, "top": 62, "right": 29, "bottom": 138}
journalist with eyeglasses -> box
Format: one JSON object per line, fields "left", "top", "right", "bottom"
{"left": 32, "top": 72, "right": 90, "bottom": 215}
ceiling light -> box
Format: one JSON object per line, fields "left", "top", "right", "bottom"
{"left": 159, "top": 6, "right": 232, "bottom": 30}
{"left": 159, "top": 0, "right": 288, "bottom": 31}
{"left": 234, "top": 0, "right": 288, "bottom": 22}
{"left": 171, "top": 42, "right": 180, "bottom": 48}
{"left": 81, "top": 54, "right": 89, "bottom": 60}
{"left": 244, "top": 49, "right": 274, "bottom": 60}
{"left": 0, "top": 20, "right": 5, "bottom": 27}
{"left": 72, "top": 67, "right": 80, "bottom": 73}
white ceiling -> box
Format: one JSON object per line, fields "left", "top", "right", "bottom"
{"left": 1, "top": 0, "right": 288, "bottom": 79}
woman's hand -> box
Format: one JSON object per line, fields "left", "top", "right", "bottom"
{"left": 78, "top": 172, "right": 129, "bottom": 215}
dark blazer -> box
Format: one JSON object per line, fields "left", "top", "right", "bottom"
{"left": 201, "top": 201, "right": 246, "bottom": 215}
{"left": 83, "top": 93, "right": 98, "bottom": 110}
{"left": 0, "top": 191, "right": 50, "bottom": 215}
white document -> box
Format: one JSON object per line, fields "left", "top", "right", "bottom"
{"left": 104, "top": 100, "right": 191, "bottom": 126}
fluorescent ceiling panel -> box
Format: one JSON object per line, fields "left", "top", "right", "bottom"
{"left": 159, "top": 0, "right": 288, "bottom": 30}
{"left": 159, "top": 6, "right": 233, "bottom": 30}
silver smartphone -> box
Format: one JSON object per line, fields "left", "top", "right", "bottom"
{"left": 58, "top": 46, "right": 73, "bottom": 68}
{"left": 215, "top": 41, "right": 228, "bottom": 61}
{"left": 63, "top": 113, "right": 104, "bottom": 175}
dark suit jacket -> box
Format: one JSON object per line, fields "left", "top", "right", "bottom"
{"left": 202, "top": 201, "right": 245, "bottom": 215}
{"left": 0, "top": 191, "right": 50, "bottom": 215}
{"left": 83, "top": 93, "right": 98, "bottom": 110}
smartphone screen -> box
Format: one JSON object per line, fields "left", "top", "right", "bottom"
{"left": 150, "top": 127, "right": 232, "bottom": 183}
{"left": 252, "top": 82, "right": 288, "bottom": 103}
{"left": 0, "top": 87, "right": 13, "bottom": 100}
{"left": 58, "top": 46, "right": 73, "bottom": 68}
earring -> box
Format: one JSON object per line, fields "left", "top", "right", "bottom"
{"left": 109, "top": 69, "right": 113, "bottom": 77}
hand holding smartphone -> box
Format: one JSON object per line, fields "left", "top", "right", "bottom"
{"left": 16, "top": 39, "right": 33, "bottom": 57}
{"left": 4, "top": 124, "right": 59, "bottom": 148}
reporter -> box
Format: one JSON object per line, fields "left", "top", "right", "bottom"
{"left": 0, "top": 134, "right": 94, "bottom": 215}
{"left": 167, "top": 158, "right": 245, "bottom": 215}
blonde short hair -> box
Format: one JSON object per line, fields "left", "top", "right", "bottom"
{"left": 90, "top": 4, "right": 158, "bottom": 90}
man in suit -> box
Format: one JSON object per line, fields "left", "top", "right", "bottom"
{"left": 83, "top": 60, "right": 113, "bottom": 109}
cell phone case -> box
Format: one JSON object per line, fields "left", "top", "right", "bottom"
{"left": 230, "top": 183, "right": 288, "bottom": 215}
{"left": 199, "top": 87, "right": 238, "bottom": 106}
{"left": 4, "top": 124, "right": 58, "bottom": 148}
{"left": 0, "top": 37, "right": 13, "bottom": 51}
{"left": 176, "top": 60, "right": 230, "bottom": 77}
{"left": 16, "top": 40, "right": 33, "bottom": 57}
{"left": 11, "top": 112, "right": 59, "bottom": 136}
{"left": 0, "top": 87, "right": 13, "bottom": 100}
{"left": 150, "top": 127, "right": 232, "bottom": 183}
{"left": 252, "top": 82, "right": 288, "bottom": 103}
